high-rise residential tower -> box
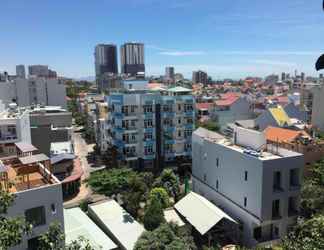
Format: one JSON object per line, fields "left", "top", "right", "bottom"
{"left": 120, "top": 42, "right": 145, "bottom": 77}
{"left": 16, "top": 65, "right": 26, "bottom": 79}
{"left": 165, "top": 66, "right": 175, "bottom": 83}
{"left": 94, "top": 44, "right": 118, "bottom": 92}
{"left": 192, "top": 70, "right": 208, "bottom": 85}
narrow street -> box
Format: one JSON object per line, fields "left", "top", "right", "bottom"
{"left": 64, "top": 129, "right": 95, "bottom": 207}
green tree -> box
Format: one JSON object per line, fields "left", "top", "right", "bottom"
{"left": 37, "top": 223, "right": 97, "bottom": 250}
{"left": 134, "top": 223, "right": 197, "bottom": 250}
{"left": 87, "top": 168, "right": 135, "bottom": 196}
{"left": 0, "top": 190, "right": 31, "bottom": 250}
{"left": 122, "top": 175, "right": 147, "bottom": 218}
{"left": 282, "top": 215, "right": 324, "bottom": 250}
{"left": 143, "top": 197, "right": 165, "bottom": 231}
{"left": 37, "top": 222, "right": 64, "bottom": 250}
{"left": 197, "top": 121, "right": 220, "bottom": 132}
{"left": 153, "top": 169, "right": 180, "bottom": 200}
{"left": 149, "top": 187, "right": 170, "bottom": 209}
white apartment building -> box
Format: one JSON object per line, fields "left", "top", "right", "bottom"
{"left": 192, "top": 126, "right": 303, "bottom": 248}
{"left": 0, "top": 104, "right": 31, "bottom": 157}
{"left": 0, "top": 150, "right": 64, "bottom": 250}
{"left": 0, "top": 77, "right": 67, "bottom": 108}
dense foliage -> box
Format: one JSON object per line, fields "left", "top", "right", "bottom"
{"left": 149, "top": 187, "right": 170, "bottom": 209}
{"left": 282, "top": 215, "right": 324, "bottom": 250}
{"left": 153, "top": 169, "right": 180, "bottom": 201}
{"left": 196, "top": 121, "right": 220, "bottom": 132}
{"left": 143, "top": 197, "right": 165, "bottom": 231}
{"left": 134, "top": 223, "right": 197, "bottom": 250}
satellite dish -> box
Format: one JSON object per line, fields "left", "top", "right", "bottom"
{"left": 315, "top": 54, "right": 324, "bottom": 71}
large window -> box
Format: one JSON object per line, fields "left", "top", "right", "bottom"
{"left": 25, "top": 206, "right": 46, "bottom": 227}
{"left": 273, "top": 171, "right": 282, "bottom": 192}
{"left": 272, "top": 200, "right": 281, "bottom": 219}
{"left": 290, "top": 169, "right": 300, "bottom": 187}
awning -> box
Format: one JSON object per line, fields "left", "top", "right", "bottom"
{"left": 174, "top": 192, "right": 237, "bottom": 235}
{"left": 15, "top": 142, "right": 38, "bottom": 153}
{"left": 19, "top": 154, "right": 49, "bottom": 165}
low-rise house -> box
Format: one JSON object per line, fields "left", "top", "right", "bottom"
{"left": 255, "top": 105, "right": 292, "bottom": 131}
{"left": 88, "top": 200, "right": 145, "bottom": 250}
{"left": 64, "top": 207, "right": 117, "bottom": 250}
{"left": 211, "top": 93, "right": 253, "bottom": 129}
{"left": 264, "top": 126, "right": 324, "bottom": 166}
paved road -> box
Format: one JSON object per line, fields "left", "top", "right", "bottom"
{"left": 64, "top": 130, "right": 95, "bottom": 207}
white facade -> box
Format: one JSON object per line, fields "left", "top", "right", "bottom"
{"left": 0, "top": 107, "right": 31, "bottom": 156}
{"left": 0, "top": 77, "right": 67, "bottom": 109}
{"left": 311, "top": 84, "right": 324, "bottom": 131}
{"left": 192, "top": 127, "right": 303, "bottom": 247}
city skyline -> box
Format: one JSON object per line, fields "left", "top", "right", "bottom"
{"left": 1, "top": 0, "right": 324, "bottom": 79}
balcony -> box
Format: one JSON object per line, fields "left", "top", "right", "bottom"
{"left": 0, "top": 133, "right": 18, "bottom": 142}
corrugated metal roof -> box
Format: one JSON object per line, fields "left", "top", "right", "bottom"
{"left": 15, "top": 142, "right": 38, "bottom": 153}
{"left": 64, "top": 208, "right": 117, "bottom": 250}
{"left": 269, "top": 106, "right": 292, "bottom": 127}
{"left": 50, "top": 153, "right": 75, "bottom": 165}
{"left": 88, "top": 200, "right": 145, "bottom": 250}
{"left": 174, "top": 192, "right": 237, "bottom": 235}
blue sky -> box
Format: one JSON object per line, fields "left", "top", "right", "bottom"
{"left": 1, "top": 0, "right": 324, "bottom": 79}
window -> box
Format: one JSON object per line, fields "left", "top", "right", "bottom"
{"left": 184, "top": 129, "right": 192, "bottom": 138}
{"left": 253, "top": 227, "right": 262, "bottom": 241}
{"left": 290, "top": 169, "right": 300, "bottom": 187}
{"left": 25, "top": 206, "right": 46, "bottom": 227}
{"left": 130, "top": 105, "right": 136, "bottom": 113}
{"left": 244, "top": 171, "right": 248, "bottom": 181}
{"left": 216, "top": 158, "right": 219, "bottom": 167}
{"left": 51, "top": 204, "right": 56, "bottom": 214}
{"left": 272, "top": 200, "right": 281, "bottom": 219}
{"left": 178, "top": 104, "right": 181, "bottom": 111}
{"left": 143, "top": 105, "right": 153, "bottom": 113}
{"left": 144, "top": 119, "right": 153, "bottom": 128}
{"left": 244, "top": 197, "right": 247, "bottom": 207}
{"left": 122, "top": 106, "right": 129, "bottom": 115}
{"left": 178, "top": 130, "right": 182, "bottom": 137}
{"left": 288, "top": 196, "right": 298, "bottom": 216}
{"left": 273, "top": 171, "right": 282, "bottom": 191}
{"left": 216, "top": 180, "right": 219, "bottom": 190}
{"left": 164, "top": 144, "right": 173, "bottom": 153}
{"left": 178, "top": 118, "right": 181, "bottom": 125}
{"left": 184, "top": 143, "right": 191, "bottom": 151}
{"left": 204, "top": 174, "right": 207, "bottom": 182}
{"left": 144, "top": 133, "right": 153, "bottom": 140}
{"left": 144, "top": 145, "right": 154, "bottom": 155}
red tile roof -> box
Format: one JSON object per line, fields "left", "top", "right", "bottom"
{"left": 264, "top": 126, "right": 310, "bottom": 143}
{"left": 196, "top": 103, "right": 212, "bottom": 110}
{"left": 215, "top": 93, "right": 240, "bottom": 106}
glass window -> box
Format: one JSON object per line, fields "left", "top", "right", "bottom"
{"left": 25, "top": 206, "right": 46, "bottom": 227}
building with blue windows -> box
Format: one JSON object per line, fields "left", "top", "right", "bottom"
{"left": 105, "top": 86, "right": 195, "bottom": 169}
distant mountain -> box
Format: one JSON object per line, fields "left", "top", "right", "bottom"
{"left": 74, "top": 76, "right": 95, "bottom": 81}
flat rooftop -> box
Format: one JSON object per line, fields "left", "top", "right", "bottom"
{"left": 0, "top": 107, "right": 28, "bottom": 120}
{"left": 0, "top": 157, "right": 59, "bottom": 193}
{"left": 194, "top": 127, "right": 302, "bottom": 161}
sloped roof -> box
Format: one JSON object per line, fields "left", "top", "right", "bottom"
{"left": 264, "top": 126, "right": 310, "bottom": 143}
{"left": 167, "top": 86, "right": 192, "bottom": 93}
{"left": 64, "top": 208, "right": 117, "bottom": 250}
{"left": 19, "top": 154, "right": 49, "bottom": 165}
{"left": 174, "top": 192, "right": 236, "bottom": 235}
{"left": 215, "top": 93, "right": 240, "bottom": 107}
{"left": 15, "top": 142, "right": 38, "bottom": 153}
{"left": 196, "top": 103, "right": 212, "bottom": 110}
{"left": 88, "top": 200, "right": 145, "bottom": 250}
{"left": 269, "top": 106, "right": 292, "bottom": 127}
{"left": 51, "top": 153, "right": 76, "bottom": 165}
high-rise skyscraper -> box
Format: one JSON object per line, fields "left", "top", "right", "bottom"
{"left": 94, "top": 44, "right": 118, "bottom": 76}
{"left": 120, "top": 42, "right": 145, "bottom": 77}
{"left": 16, "top": 65, "right": 26, "bottom": 79}
{"left": 192, "top": 70, "right": 208, "bottom": 85}
{"left": 165, "top": 66, "right": 175, "bottom": 83}
{"left": 281, "top": 72, "right": 286, "bottom": 82}
{"left": 301, "top": 72, "right": 305, "bottom": 82}
{"left": 94, "top": 44, "right": 118, "bottom": 92}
